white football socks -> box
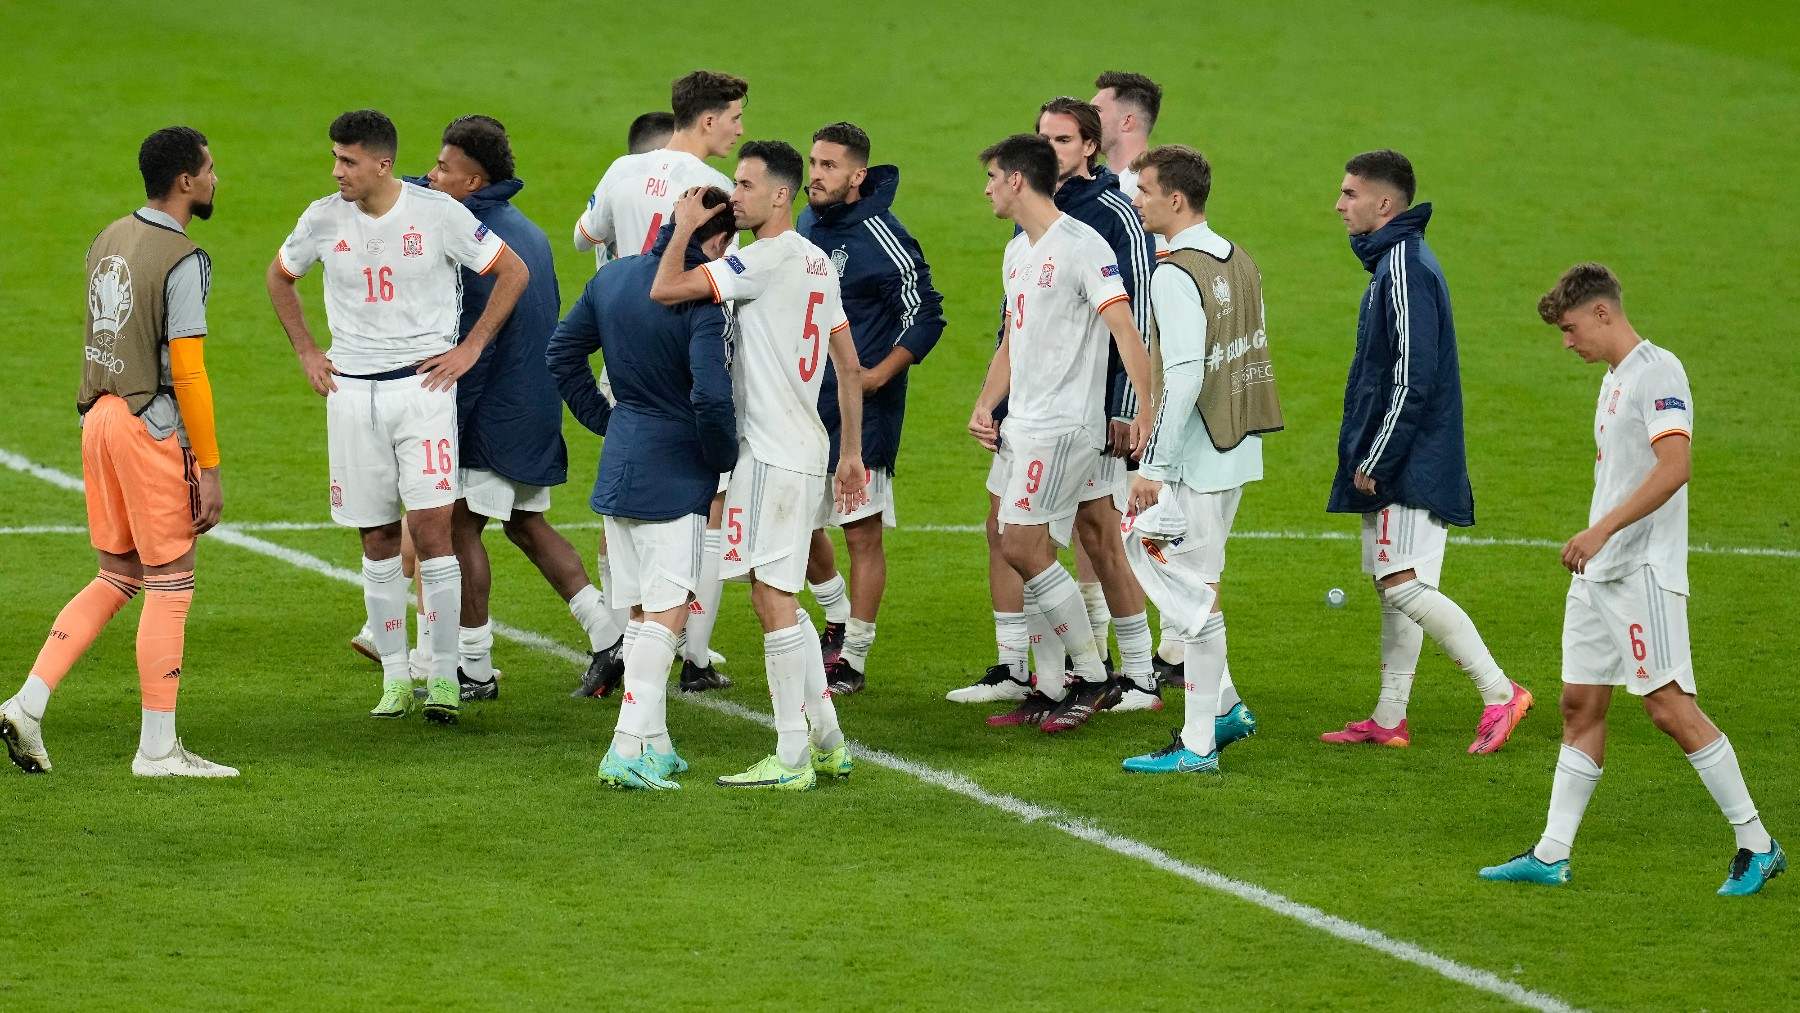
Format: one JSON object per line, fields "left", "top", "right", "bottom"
{"left": 458, "top": 622, "right": 494, "bottom": 684}
{"left": 139, "top": 708, "right": 176, "bottom": 759}
{"left": 1688, "top": 735, "right": 1774, "bottom": 853}
{"left": 17, "top": 675, "right": 50, "bottom": 720}
{"left": 1217, "top": 663, "right": 1242, "bottom": 715}
{"left": 362, "top": 555, "right": 410, "bottom": 686}
{"left": 1025, "top": 564, "right": 1103, "bottom": 684}
{"left": 1372, "top": 601, "right": 1423, "bottom": 727}
{"left": 568, "top": 584, "right": 622, "bottom": 652}
{"left": 612, "top": 622, "right": 678, "bottom": 760}
{"left": 842, "top": 618, "right": 876, "bottom": 671}
{"left": 1114, "top": 611, "right": 1153, "bottom": 690}
{"left": 1026, "top": 608, "right": 1068, "bottom": 699}
{"left": 1156, "top": 637, "right": 1185, "bottom": 665}
{"left": 764, "top": 623, "right": 812, "bottom": 768}
{"left": 795, "top": 609, "right": 843, "bottom": 751}
{"left": 809, "top": 573, "right": 852, "bottom": 626}
{"left": 684, "top": 531, "right": 724, "bottom": 666}
{"left": 1385, "top": 580, "right": 1511, "bottom": 706}
{"left": 994, "top": 610, "right": 1029, "bottom": 682}
{"left": 1079, "top": 581, "right": 1110, "bottom": 660}
{"left": 1180, "top": 613, "right": 1227, "bottom": 754}
{"left": 1534, "top": 744, "right": 1602, "bottom": 864}
{"left": 417, "top": 556, "right": 461, "bottom": 683}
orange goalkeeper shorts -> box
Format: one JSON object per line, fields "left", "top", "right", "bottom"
{"left": 82, "top": 394, "right": 199, "bottom": 566}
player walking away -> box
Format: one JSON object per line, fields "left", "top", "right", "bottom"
{"left": 651, "top": 142, "right": 868, "bottom": 791}
{"left": 1118, "top": 146, "right": 1280, "bottom": 775}
{"left": 267, "top": 109, "right": 528, "bottom": 725}
{"left": 1317, "top": 149, "right": 1530, "bottom": 753}
{"left": 1, "top": 127, "right": 234, "bottom": 778}
{"left": 1090, "top": 71, "right": 1162, "bottom": 201}
{"left": 1480, "top": 264, "right": 1784, "bottom": 895}
{"left": 797, "top": 121, "right": 946, "bottom": 696}
{"left": 966, "top": 134, "right": 1154, "bottom": 736}
{"left": 573, "top": 70, "right": 747, "bottom": 694}
{"left": 547, "top": 189, "right": 739, "bottom": 790}
{"left": 417, "top": 115, "right": 624, "bottom": 701}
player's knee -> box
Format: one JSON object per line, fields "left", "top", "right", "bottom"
{"left": 844, "top": 520, "right": 882, "bottom": 557}
{"left": 501, "top": 517, "right": 538, "bottom": 551}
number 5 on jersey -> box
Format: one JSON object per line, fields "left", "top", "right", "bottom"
{"left": 799, "top": 291, "right": 824, "bottom": 381}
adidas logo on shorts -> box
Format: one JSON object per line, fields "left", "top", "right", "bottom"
{"left": 1376, "top": 549, "right": 1390, "bottom": 563}
{"left": 434, "top": 478, "right": 452, "bottom": 492}
{"left": 1013, "top": 496, "right": 1031, "bottom": 511}
{"left": 723, "top": 547, "right": 741, "bottom": 562}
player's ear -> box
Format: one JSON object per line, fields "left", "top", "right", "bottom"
{"left": 850, "top": 165, "right": 867, "bottom": 191}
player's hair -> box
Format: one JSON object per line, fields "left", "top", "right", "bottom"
{"left": 978, "top": 134, "right": 1057, "bottom": 197}
{"left": 1537, "top": 263, "right": 1624, "bottom": 323}
{"left": 1131, "top": 145, "right": 1211, "bottom": 211}
{"left": 738, "top": 139, "right": 803, "bottom": 197}
{"left": 1094, "top": 70, "right": 1163, "bottom": 130}
{"left": 442, "top": 115, "right": 514, "bottom": 183}
{"left": 330, "top": 109, "right": 398, "bottom": 158}
{"left": 688, "top": 186, "right": 737, "bottom": 248}
{"left": 1344, "top": 149, "right": 1415, "bottom": 205}
{"left": 1037, "top": 96, "right": 1103, "bottom": 172}
{"left": 811, "top": 121, "right": 871, "bottom": 165}
{"left": 138, "top": 126, "right": 208, "bottom": 200}
{"left": 671, "top": 70, "right": 749, "bottom": 129}
{"left": 628, "top": 111, "right": 676, "bottom": 153}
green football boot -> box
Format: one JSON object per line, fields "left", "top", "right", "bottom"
{"left": 422, "top": 677, "right": 460, "bottom": 725}
{"left": 598, "top": 746, "right": 680, "bottom": 790}
{"left": 369, "top": 681, "right": 414, "bottom": 719}
{"left": 811, "top": 743, "right": 853, "bottom": 779}
{"left": 716, "top": 753, "right": 816, "bottom": 791}
{"left": 644, "top": 744, "right": 689, "bottom": 780}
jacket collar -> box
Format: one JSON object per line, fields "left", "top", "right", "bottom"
{"left": 648, "top": 223, "right": 719, "bottom": 269}
{"left": 399, "top": 175, "right": 524, "bottom": 214}
{"left": 1054, "top": 165, "right": 1123, "bottom": 212}
{"left": 808, "top": 164, "right": 900, "bottom": 227}
{"left": 1349, "top": 201, "right": 1432, "bottom": 271}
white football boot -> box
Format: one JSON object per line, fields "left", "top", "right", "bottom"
{"left": 1, "top": 696, "right": 52, "bottom": 773}
{"left": 132, "top": 739, "right": 239, "bottom": 778}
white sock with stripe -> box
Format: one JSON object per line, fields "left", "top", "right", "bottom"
{"left": 1180, "top": 614, "right": 1226, "bottom": 754}
{"left": 1534, "top": 744, "right": 1602, "bottom": 863}
{"left": 1024, "top": 564, "right": 1104, "bottom": 685}
{"left": 1372, "top": 601, "right": 1423, "bottom": 727}
{"left": 1688, "top": 735, "right": 1773, "bottom": 853}
{"left": 683, "top": 531, "right": 724, "bottom": 666}
{"left": 1385, "top": 580, "right": 1510, "bottom": 706}
{"left": 809, "top": 573, "right": 852, "bottom": 626}
{"left": 994, "top": 610, "right": 1029, "bottom": 682}
{"left": 362, "top": 556, "right": 410, "bottom": 687}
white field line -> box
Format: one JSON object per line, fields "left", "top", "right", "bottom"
{"left": 1, "top": 447, "right": 1577, "bottom": 1012}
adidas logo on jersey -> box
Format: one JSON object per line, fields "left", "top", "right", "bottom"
{"left": 434, "top": 478, "right": 452, "bottom": 492}
{"left": 333, "top": 240, "right": 351, "bottom": 253}
{"left": 1013, "top": 496, "right": 1031, "bottom": 511}
{"left": 722, "top": 547, "right": 741, "bottom": 562}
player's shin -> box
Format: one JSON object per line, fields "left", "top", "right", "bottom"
{"left": 1180, "top": 615, "right": 1226, "bottom": 755}
{"left": 568, "top": 584, "right": 622, "bottom": 651}
{"left": 1025, "top": 608, "right": 1069, "bottom": 699}
{"left": 1373, "top": 602, "right": 1423, "bottom": 726}
{"left": 363, "top": 556, "right": 410, "bottom": 686}
{"left": 1384, "top": 580, "right": 1511, "bottom": 705}
{"left": 418, "top": 556, "right": 462, "bottom": 683}
{"left": 136, "top": 571, "right": 193, "bottom": 758}
{"left": 764, "top": 624, "right": 813, "bottom": 768}
{"left": 994, "top": 610, "right": 1029, "bottom": 680}
{"left": 25, "top": 571, "right": 142, "bottom": 708}
{"left": 684, "top": 531, "right": 725, "bottom": 665}
{"left": 1535, "top": 744, "right": 1603, "bottom": 863}
{"left": 1024, "top": 564, "right": 1104, "bottom": 683}
{"left": 1688, "top": 735, "right": 1774, "bottom": 853}
{"left": 614, "top": 623, "right": 679, "bottom": 759}
{"left": 1114, "top": 611, "right": 1153, "bottom": 689}
{"left": 809, "top": 572, "right": 851, "bottom": 626}
{"left": 459, "top": 622, "right": 494, "bottom": 684}
{"left": 795, "top": 610, "right": 843, "bottom": 750}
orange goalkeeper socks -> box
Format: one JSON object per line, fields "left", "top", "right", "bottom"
{"left": 137, "top": 571, "right": 194, "bottom": 713}
{"left": 29, "top": 570, "right": 143, "bottom": 693}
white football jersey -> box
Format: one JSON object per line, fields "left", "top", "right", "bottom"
{"left": 277, "top": 183, "right": 504, "bottom": 375}
{"left": 574, "top": 149, "right": 735, "bottom": 269}
{"left": 1000, "top": 214, "right": 1129, "bottom": 440}
{"left": 1582, "top": 339, "right": 1693, "bottom": 592}
{"left": 700, "top": 230, "right": 848, "bottom": 477}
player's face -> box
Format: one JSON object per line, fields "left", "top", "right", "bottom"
{"left": 807, "top": 140, "right": 865, "bottom": 209}
{"left": 426, "top": 145, "right": 486, "bottom": 200}
{"left": 332, "top": 142, "right": 392, "bottom": 202}
{"left": 704, "top": 100, "right": 746, "bottom": 158}
{"left": 984, "top": 162, "right": 1017, "bottom": 220}
{"left": 1557, "top": 303, "right": 1613, "bottom": 362}
{"left": 1132, "top": 165, "right": 1171, "bottom": 236}
{"left": 731, "top": 156, "right": 778, "bottom": 231}
{"left": 1336, "top": 173, "right": 1392, "bottom": 236}
{"left": 1090, "top": 88, "right": 1123, "bottom": 148}
{"left": 1037, "top": 111, "right": 1095, "bottom": 183}
{"left": 188, "top": 146, "right": 217, "bottom": 221}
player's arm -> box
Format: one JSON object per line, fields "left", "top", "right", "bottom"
{"left": 1562, "top": 423, "right": 1692, "bottom": 573}
{"left": 1354, "top": 255, "right": 1440, "bottom": 494}
{"left": 864, "top": 222, "right": 947, "bottom": 393}
{"left": 165, "top": 249, "right": 223, "bottom": 533}
{"left": 826, "top": 316, "right": 868, "bottom": 513}
{"left": 544, "top": 283, "right": 613, "bottom": 437}
{"left": 650, "top": 189, "right": 728, "bottom": 305}
{"left": 266, "top": 256, "right": 337, "bottom": 396}
{"left": 421, "top": 245, "right": 528, "bottom": 391}
{"left": 686, "top": 303, "right": 739, "bottom": 475}
{"left": 1097, "top": 297, "right": 1154, "bottom": 456}
{"left": 969, "top": 318, "right": 1012, "bottom": 451}
{"left": 574, "top": 170, "right": 615, "bottom": 253}
{"left": 1131, "top": 267, "right": 1207, "bottom": 512}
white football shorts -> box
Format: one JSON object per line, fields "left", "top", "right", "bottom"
{"left": 1122, "top": 484, "right": 1242, "bottom": 639}
{"left": 327, "top": 374, "right": 459, "bottom": 527}
{"left": 602, "top": 512, "right": 706, "bottom": 614}
{"left": 461, "top": 467, "right": 551, "bottom": 520}
{"left": 1361, "top": 504, "right": 1447, "bottom": 586}
{"left": 719, "top": 448, "right": 825, "bottom": 594}
{"left": 1562, "top": 566, "right": 1694, "bottom": 696}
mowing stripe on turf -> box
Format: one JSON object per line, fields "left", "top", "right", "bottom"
{"left": 0, "top": 446, "right": 1580, "bottom": 1013}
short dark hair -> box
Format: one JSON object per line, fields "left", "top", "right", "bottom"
{"left": 689, "top": 187, "right": 737, "bottom": 248}
{"left": 738, "top": 139, "right": 803, "bottom": 195}
{"left": 1538, "top": 263, "right": 1623, "bottom": 323}
{"left": 1037, "top": 96, "right": 1103, "bottom": 171}
{"left": 330, "top": 109, "right": 397, "bottom": 158}
{"left": 627, "top": 111, "right": 675, "bottom": 153}
{"left": 979, "top": 134, "right": 1057, "bottom": 197}
{"left": 1131, "top": 144, "right": 1211, "bottom": 211}
{"left": 139, "top": 126, "right": 208, "bottom": 200}
{"left": 1094, "top": 71, "right": 1163, "bottom": 129}
{"left": 1344, "top": 149, "right": 1415, "bottom": 205}
{"left": 442, "top": 115, "right": 514, "bottom": 182}
{"left": 671, "top": 70, "right": 749, "bottom": 129}
{"left": 811, "top": 121, "right": 870, "bottom": 165}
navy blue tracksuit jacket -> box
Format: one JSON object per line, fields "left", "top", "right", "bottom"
{"left": 797, "top": 165, "right": 945, "bottom": 473}
{"left": 545, "top": 227, "right": 737, "bottom": 521}
{"left": 1327, "top": 203, "right": 1476, "bottom": 526}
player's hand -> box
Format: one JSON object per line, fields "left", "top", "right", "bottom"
{"left": 861, "top": 367, "right": 887, "bottom": 395}
{"left": 673, "top": 187, "right": 724, "bottom": 231}
{"left": 299, "top": 347, "right": 338, "bottom": 396}
{"left": 1561, "top": 525, "right": 1611, "bottom": 574}
{"left": 1127, "top": 474, "right": 1163, "bottom": 515}
{"left": 194, "top": 467, "right": 223, "bottom": 535}
{"left": 1353, "top": 469, "right": 1378, "bottom": 496}
{"left": 1107, "top": 419, "right": 1132, "bottom": 458}
{"left": 834, "top": 455, "right": 870, "bottom": 515}
{"left": 968, "top": 405, "right": 998, "bottom": 451}
{"left": 419, "top": 342, "right": 480, "bottom": 391}
{"left": 1129, "top": 415, "right": 1152, "bottom": 460}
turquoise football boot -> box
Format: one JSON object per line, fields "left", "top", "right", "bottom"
{"left": 1479, "top": 849, "right": 1570, "bottom": 886}
{"left": 1718, "top": 840, "right": 1786, "bottom": 897}
{"left": 1121, "top": 730, "right": 1219, "bottom": 774}
{"left": 597, "top": 746, "right": 679, "bottom": 791}
{"left": 644, "top": 744, "right": 689, "bottom": 780}
{"left": 1214, "top": 703, "right": 1258, "bottom": 752}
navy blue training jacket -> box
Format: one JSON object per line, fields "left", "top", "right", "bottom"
{"left": 1326, "top": 203, "right": 1476, "bottom": 526}
{"left": 797, "top": 165, "right": 945, "bottom": 473}
{"left": 545, "top": 226, "right": 737, "bottom": 521}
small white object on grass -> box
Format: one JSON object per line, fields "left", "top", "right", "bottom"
{"left": 1325, "top": 587, "right": 1347, "bottom": 608}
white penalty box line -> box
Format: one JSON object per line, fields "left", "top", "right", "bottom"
{"left": 1, "top": 447, "right": 1580, "bottom": 1011}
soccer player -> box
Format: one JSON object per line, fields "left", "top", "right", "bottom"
{"left": 1, "top": 126, "right": 234, "bottom": 778}
{"left": 950, "top": 101, "right": 1160, "bottom": 719}
{"left": 627, "top": 111, "right": 675, "bottom": 156}
{"left": 418, "top": 115, "right": 623, "bottom": 701}
{"left": 267, "top": 109, "right": 528, "bottom": 725}
{"left": 1090, "top": 71, "right": 1162, "bottom": 197}
{"left": 1480, "top": 264, "right": 1784, "bottom": 895}
{"left": 966, "top": 133, "right": 1154, "bottom": 735}
{"left": 650, "top": 142, "right": 868, "bottom": 791}
{"left": 572, "top": 70, "right": 747, "bottom": 693}
{"left": 1118, "top": 146, "right": 1280, "bottom": 774}
{"left": 797, "top": 121, "right": 946, "bottom": 695}
{"left": 547, "top": 188, "right": 739, "bottom": 790}
{"left": 1317, "top": 149, "right": 1530, "bottom": 754}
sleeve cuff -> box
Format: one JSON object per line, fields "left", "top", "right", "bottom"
{"left": 699, "top": 262, "right": 724, "bottom": 304}
{"left": 1096, "top": 293, "right": 1130, "bottom": 314}
{"left": 476, "top": 241, "right": 507, "bottom": 276}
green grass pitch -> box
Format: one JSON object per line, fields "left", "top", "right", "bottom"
{"left": 3, "top": 1, "right": 1798, "bottom": 1009}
